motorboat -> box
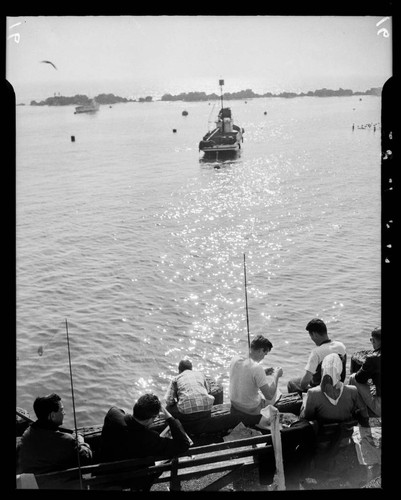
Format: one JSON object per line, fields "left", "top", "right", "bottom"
{"left": 74, "top": 99, "right": 99, "bottom": 114}
{"left": 199, "top": 80, "right": 244, "bottom": 155}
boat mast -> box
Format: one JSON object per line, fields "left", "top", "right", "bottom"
{"left": 219, "top": 79, "right": 224, "bottom": 111}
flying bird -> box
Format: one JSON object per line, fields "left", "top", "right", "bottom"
{"left": 40, "top": 60, "right": 57, "bottom": 70}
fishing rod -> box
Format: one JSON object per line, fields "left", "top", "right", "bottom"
{"left": 243, "top": 253, "right": 251, "bottom": 355}
{"left": 65, "top": 319, "right": 83, "bottom": 490}
{"left": 16, "top": 409, "right": 74, "bottom": 434}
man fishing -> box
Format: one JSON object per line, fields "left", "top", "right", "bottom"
{"left": 17, "top": 393, "right": 92, "bottom": 474}
{"left": 229, "top": 335, "right": 283, "bottom": 426}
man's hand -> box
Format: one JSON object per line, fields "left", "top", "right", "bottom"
{"left": 72, "top": 432, "right": 85, "bottom": 444}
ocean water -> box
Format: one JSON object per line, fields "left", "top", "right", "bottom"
{"left": 16, "top": 95, "right": 381, "bottom": 428}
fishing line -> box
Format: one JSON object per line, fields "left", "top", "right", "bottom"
{"left": 243, "top": 253, "right": 251, "bottom": 355}
{"left": 65, "top": 319, "right": 83, "bottom": 490}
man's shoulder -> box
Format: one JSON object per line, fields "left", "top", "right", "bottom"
{"left": 366, "top": 349, "right": 381, "bottom": 359}
{"left": 313, "top": 340, "right": 346, "bottom": 355}
{"left": 107, "top": 406, "right": 126, "bottom": 416}
{"left": 103, "top": 406, "right": 128, "bottom": 427}
{"left": 363, "top": 350, "right": 381, "bottom": 366}
{"left": 331, "top": 339, "right": 346, "bottom": 349}
{"left": 230, "top": 355, "right": 246, "bottom": 367}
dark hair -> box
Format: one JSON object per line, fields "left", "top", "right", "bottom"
{"left": 133, "top": 394, "right": 161, "bottom": 420}
{"left": 250, "top": 335, "right": 273, "bottom": 352}
{"left": 306, "top": 318, "right": 327, "bottom": 335}
{"left": 33, "top": 393, "right": 61, "bottom": 421}
{"left": 371, "top": 327, "right": 381, "bottom": 340}
{"left": 178, "top": 359, "right": 193, "bottom": 373}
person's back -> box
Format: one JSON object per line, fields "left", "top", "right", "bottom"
{"left": 229, "top": 355, "right": 263, "bottom": 413}
{"left": 349, "top": 328, "right": 381, "bottom": 417}
{"left": 308, "top": 340, "right": 347, "bottom": 387}
{"left": 17, "top": 393, "right": 92, "bottom": 474}
{"left": 101, "top": 406, "right": 173, "bottom": 462}
{"left": 300, "top": 384, "right": 359, "bottom": 423}
{"left": 287, "top": 319, "right": 346, "bottom": 394}
{"left": 300, "top": 353, "right": 363, "bottom": 424}
{"left": 354, "top": 348, "right": 381, "bottom": 397}
{"left": 173, "top": 369, "right": 214, "bottom": 414}
{"left": 18, "top": 421, "right": 91, "bottom": 474}
{"left": 229, "top": 335, "right": 282, "bottom": 423}
{"left": 100, "top": 395, "right": 190, "bottom": 463}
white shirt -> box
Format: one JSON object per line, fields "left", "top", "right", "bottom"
{"left": 229, "top": 355, "right": 269, "bottom": 414}
{"left": 305, "top": 340, "right": 346, "bottom": 381}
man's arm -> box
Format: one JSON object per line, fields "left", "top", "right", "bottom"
{"left": 299, "top": 391, "right": 316, "bottom": 421}
{"left": 164, "top": 380, "right": 177, "bottom": 406}
{"left": 149, "top": 406, "right": 191, "bottom": 458}
{"left": 354, "top": 356, "right": 376, "bottom": 385}
{"left": 204, "top": 375, "right": 212, "bottom": 393}
{"left": 259, "top": 367, "right": 283, "bottom": 400}
{"left": 299, "top": 370, "right": 314, "bottom": 391}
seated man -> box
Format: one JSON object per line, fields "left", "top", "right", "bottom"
{"left": 300, "top": 353, "right": 367, "bottom": 424}
{"left": 100, "top": 393, "right": 191, "bottom": 490}
{"left": 349, "top": 327, "right": 381, "bottom": 417}
{"left": 164, "top": 359, "right": 215, "bottom": 434}
{"left": 287, "top": 318, "right": 346, "bottom": 395}
{"left": 17, "top": 393, "right": 92, "bottom": 474}
{"left": 229, "top": 334, "right": 283, "bottom": 427}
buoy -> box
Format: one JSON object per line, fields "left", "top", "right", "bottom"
{"left": 264, "top": 111, "right": 267, "bottom": 115}
{"left": 182, "top": 110, "right": 188, "bottom": 116}
{"left": 71, "top": 135, "right": 75, "bottom": 142}
{"left": 173, "top": 129, "right": 177, "bottom": 133}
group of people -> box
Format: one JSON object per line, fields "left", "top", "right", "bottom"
{"left": 17, "top": 317, "right": 381, "bottom": 489}
{"left": 229, "top": 318, "right": 380, "bottom": 428}
{"left": 352, "top": 122, "right": 379, "bottom": 131}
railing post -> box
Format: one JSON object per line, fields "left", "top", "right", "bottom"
{"left": 169, "top": 458, "right": 181, "bottom": 491}
{"left": 269, "top": 405, "right": 286, "bottom": 490}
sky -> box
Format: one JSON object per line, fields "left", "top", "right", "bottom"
{"left": 6, "top": 16, "right": 393, "bottom": 103}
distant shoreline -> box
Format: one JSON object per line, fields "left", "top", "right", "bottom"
{"left": 28, "top": 87, "right": 381, "bottom": 106}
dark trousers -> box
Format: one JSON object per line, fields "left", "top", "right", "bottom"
{"left": 229, "top": 404, "right": 262, "bottom": 427}
{"left": 167, "top": 404, "right": 241, "bottom": 435}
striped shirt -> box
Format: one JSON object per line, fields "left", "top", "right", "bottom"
{"left": 165, "top": 370, "right": 215, "bottom": 414}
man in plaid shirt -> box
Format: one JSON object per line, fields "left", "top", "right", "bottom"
{"left": 164, "top": 359, "right": 215, "bottom": 434}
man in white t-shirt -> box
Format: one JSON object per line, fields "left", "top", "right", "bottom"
{"left": 229, "top": 335, "right": 283, "bottom": 426}
{"left": 287, "top": 318, "right": 346, "bottom": 395}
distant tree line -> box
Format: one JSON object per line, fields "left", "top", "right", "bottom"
{"left": 160, "top": 87, "right": 382, "bottom": 101}
{"left": 30, "top": 93, "right": 136, "bottom": 106}
{"left": 29, "top": 87, "right": 381, "bottom": 106}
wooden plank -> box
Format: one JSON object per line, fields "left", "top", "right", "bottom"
{"left": 201, "top": 464, "right": 249, "bottom": 491}
{"left": 269, "top": 405, "right": 286, "bottom": 490}
{"left": 55, "top": 444, "right": 272, "bottom": 490}
{"left": 32, "top": 421, "right": 315, "bottom": 490}
{"left": 182, "top": 433, "right": 272, "bottom": 456}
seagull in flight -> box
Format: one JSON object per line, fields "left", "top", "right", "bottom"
{"left": 40, "top": 60, "right": 57, "bottom": 70}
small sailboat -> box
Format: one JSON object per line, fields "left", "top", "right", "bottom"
{"left": 199, "top": 80, "right": 244, "bottom": 156}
